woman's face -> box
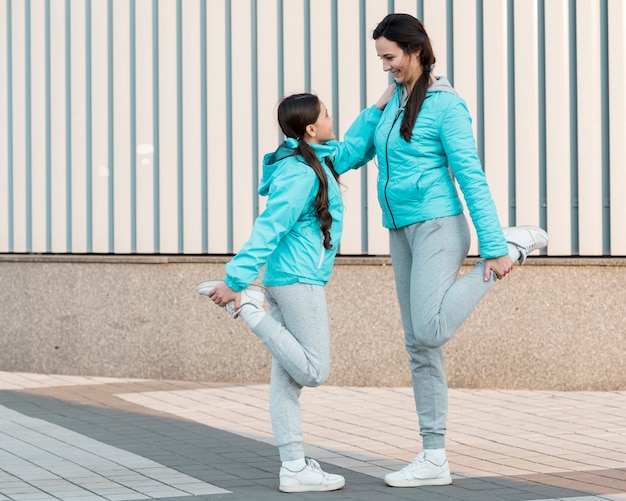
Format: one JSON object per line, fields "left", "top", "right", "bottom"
{"left": 375, "top": 36, "right": 422, "bottom": 90}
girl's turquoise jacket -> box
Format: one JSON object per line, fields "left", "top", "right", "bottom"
{"left": 371, "top": 77, "right": 509, "bottom": 259}
{"left": 224, "top": 105, "right": 382, "bottom": 291}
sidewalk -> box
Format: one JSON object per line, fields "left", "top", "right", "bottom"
{"left": 0, "top": 371, "right": 624, "bottom": 501}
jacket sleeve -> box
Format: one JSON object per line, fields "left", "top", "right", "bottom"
{"left": 333, "top": 105, "right": 383, "bottom": 174}
{"left": 224, "top": 163, "right": 317, "bottom": 291}
{"left": 439, "top": 99, "right": 509, "bottom": 259}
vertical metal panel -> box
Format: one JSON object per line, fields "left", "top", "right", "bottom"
{"left": 452, "top": 0, "right": 479, "bottom": 256}
{"left": 64, "top": 0, "right": 72, "bottom": 251}
{"left": 69, "top": 0, "right": 87, "bottom": 253}
{"left": 230, "top": 1, "right": 254, "bottom": 252}
{"left": 134, "top": 0, "right": 155, "bottom": 254}
{"left": 112, "top": 0, "right": 132, "bottom": 253}
{"left": 365, "top": 0, "right": 391, "bottom": 256}
{"left": 0, "top": 0, "right": 10, "bottom": 252}
{"left": 250, "top": 0, "right": 259, "bottom": 219}
{"left": 181, "top": 0, "right": 202, "bottom": 253}
{"left": 608, "top": 0, "right": 626, "bottom": 254}
{"left": 205, "top": 0, "right": 228, "bottom": 254}
{"left": 11, "top": 0, "right": 29, "bottom": 252}
{"left": 156, "top": 0, "right": 177, "bottom": 253}
{"left": 32, "top": 0, "right": 49, "bottom": 253}
{"left": 200, "top": 0, "right": 207, "bottom": 250}
{"left": 544, "top": 0, "right": 572, "bottom": 255}
{"left": 482, "top": 0, "right": 510, "bottom": 224}
{"left": 336, "top": 0, "right": 364, "bottom": 255}
{"left": 90, "top": 0, "right": 110, "bottom": 252}
{"left": 576, "top": 0, "right": 603, "bottom": 255}
{"left": 513, "top": 1, "right": 541, "bottom": 229}
{"left": 253, "top": 0, "right": 279, "bottom": 221}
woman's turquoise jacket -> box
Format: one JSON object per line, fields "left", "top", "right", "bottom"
{"left": 370, "top": 77, "right": 509, "bottom": 259}
{"left": 224, "top": 105, "right": 382, "bottom": 292}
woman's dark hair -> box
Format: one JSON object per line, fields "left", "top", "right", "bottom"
{"left": 373, "top": 13, "right": 436, "bottom": 142}
{"left": 277, "top": 93, "right": 339, "bottom": 250}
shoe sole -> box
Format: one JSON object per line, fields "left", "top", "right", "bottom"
{"left": 384, "top": 475, "right": 452, "bottom": 488}
{"left": 279, "top": 479, "right": 345, "bottom": 493}
{"left": 197, "top": 281, "right": 265, "bottom": 296}
{"left": 196, "top": 280, "right": 223, "bottom": 296}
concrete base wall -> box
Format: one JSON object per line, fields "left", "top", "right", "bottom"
{"left": 1, "top": 255, "right": 624, "bottom": 390}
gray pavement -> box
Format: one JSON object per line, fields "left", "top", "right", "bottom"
{"left": 0, "top": 371, "right": 625, "bottom": 501}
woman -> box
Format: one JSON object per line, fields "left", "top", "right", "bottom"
{"left": 348, "top": 13, "right": 547, "bottom": 488}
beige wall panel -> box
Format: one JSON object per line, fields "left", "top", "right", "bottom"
{"left": 452, "top": 0, "right": 479, "bottom": 255}
{"left": 9, "top": 2, "right": 27, "bottom": 252}
{"left": 423, "top": 0, "right": 448, "bottom": 77}
{"left": 70, "top": 1, "right": 88, "bottom": 253}
{"left": 544, "top": 0, "right": 571, "bottom": 255}
{"left": 230, "top": 4, "right": 254, "bottom": 252}
{"left": 365, "top": 0, "right": 391, "bottom": 256}
{"left": 576, "top": 0, "right": 603, "bottom": 255}
{"left": 514, "top": 0, "right": 541, "bottom": 227}
{"left": 336, "top": 0, "right": 363, "bottom": 254}
{"left": 181, "top": 0, "right": 202, "bottom": 254}
{"left": 112, "top": 0, "right": 132, "bottom": 253}
{"left": 393, "top": 0, "right": 418, "bottom": 18}
{"left": 134, "top": 0, "right": 155, "bottom": 253}
{"left": 0, "top": 1, "right": 8, "bottom": 250}
{"left": 29, "top": 2, "right": 47, "bottom": 252}
{"left": 90, "top": 0, "right": 110, "bottom": 253}
{"left": 206, "top": 1, "right": 228, "bottom": 254}
{"left": 49, "top": 1, "right": 68, "bottom": 253}
{"left": 156, "top": 0, "right": 178, "bottom": 253}
{"left": 609, "top": 0, "right": 626, "bottom": 255}
{"left": 282, "top": 0, "right": 306, "bottom": 97}
{"left": 482, "top": 0, "right": 510, "bottom": 228}
{"left": 255, "top": 0, "right": 280, "bottom": 219}
{"left": 310, "top": 1, "right": 333, "bottom": 136}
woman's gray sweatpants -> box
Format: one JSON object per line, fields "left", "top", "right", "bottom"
{"left": 251, "top": 282, "right": 330, "bottom": 461}
{"left": 389, "top": 214, "right": 497, "bottom": 449}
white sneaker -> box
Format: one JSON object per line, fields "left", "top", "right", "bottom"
{"left": 384, "top": 452, "right": 452, "bottom": 488}
{"left": 279, "top": 458, "right": 345, "bottom": 493}
{"left": 232, "top": 285, "right": 265, "bottom": 319}
{"left": 502, "top": 225, "right": 549, "bottom": 264}
{"left": 196, "top": 280, "right": 265, "bottom": 317}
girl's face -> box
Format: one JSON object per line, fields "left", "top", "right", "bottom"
{"left": 375, "top": 36, "right": 422, "bottom": 91}
{"left": 305, "top": 102, "right": 335, "bottom": 144}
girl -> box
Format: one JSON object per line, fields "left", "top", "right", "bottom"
{"left": 197, "top": 87, "right": 393, "bottom": 493}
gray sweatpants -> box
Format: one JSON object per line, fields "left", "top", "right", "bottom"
{"left": 389, "top": 214, "right": 497, "bottom": 449}
{"left": 251, "top": 282, "right": 330, "bottom": 461}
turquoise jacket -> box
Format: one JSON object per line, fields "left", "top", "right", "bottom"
{"left": 224, "top": 105, "right": 382, "bottom": 291}
{"left": 371, "top": 78, "right": 508, "bottom": 259}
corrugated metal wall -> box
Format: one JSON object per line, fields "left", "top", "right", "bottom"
{"left": 1, "top": 0, "right": 625, "bottom": 256}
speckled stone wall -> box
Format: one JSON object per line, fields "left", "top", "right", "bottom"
{"left": 1, "top": 255, "right": 624, "bottom": 390}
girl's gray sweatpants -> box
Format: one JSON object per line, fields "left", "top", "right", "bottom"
{"left": 389, "top": 213, "right": 497, "bottom": 449}
{"left": 251, "top": 282, "right": 330, "bottom": 461}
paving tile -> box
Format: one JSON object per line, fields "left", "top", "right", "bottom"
{"left": 0, "top": 373, "right": 625, "bottom": 500}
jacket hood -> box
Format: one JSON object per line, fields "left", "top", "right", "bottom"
{"left": 428, "top": 76, "right": 457, "bottom": 95}
{"left": 259, "top": 139, "right": 337, "bottom": 196}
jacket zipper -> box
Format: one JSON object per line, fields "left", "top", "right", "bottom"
{"left": 383, "top": 108, "right": 403, "bottom": 230}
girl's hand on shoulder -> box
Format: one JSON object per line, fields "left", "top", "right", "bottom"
{"left": 483, "top": 255, "right": 514, "bottom": 281}
{"left": 375, "top": 83, "right": 397, "bottom": 110}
